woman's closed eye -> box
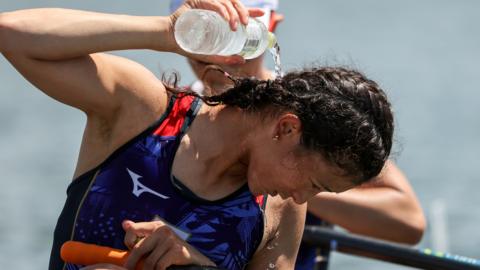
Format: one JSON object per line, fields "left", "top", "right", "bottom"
{"left": 311, "top": 180, "right": 332, "bottom": 192}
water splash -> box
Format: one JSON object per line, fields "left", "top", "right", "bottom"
{"left": 269, "top": 43, "right": 282, "bottom": 78}
{"left": 266, "top": 239, "right": 279, "bottom": 250}
{"left": 265, "top": 231, "right": 279, "bottom": 269}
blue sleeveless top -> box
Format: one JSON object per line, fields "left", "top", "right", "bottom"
{"left": 49, "top": 95, "right": 265, "bottom": 270}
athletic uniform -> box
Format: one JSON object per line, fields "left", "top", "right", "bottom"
{"left": 49, "top": 94, "right": 266, "bottom": 270}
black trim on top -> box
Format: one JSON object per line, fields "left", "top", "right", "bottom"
{"left": 49, "top": 169, "right": 98, "bottom": 270}
{"left": 261, "top": 195, "right": 268, "bottom": 210}
{"left": 66, "top": 95, "right": 177, "bottom": 194}
{"left": 171, "top": 176, "right": 251, "bottom": 205}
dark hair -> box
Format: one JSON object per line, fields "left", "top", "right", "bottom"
{"left": 164, "top": 66, "right": 393, "bottom": 183}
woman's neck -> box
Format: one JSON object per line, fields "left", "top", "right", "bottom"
{"left": 172, "top": 104, "right": 256, "bottom": 200}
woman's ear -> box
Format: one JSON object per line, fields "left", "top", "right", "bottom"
{"left": 273, "top": 113, "right": 302, "bottom": 141}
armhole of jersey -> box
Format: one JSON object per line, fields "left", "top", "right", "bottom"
{"left": 67, "top": 95, "right": 178, "bottom": 190}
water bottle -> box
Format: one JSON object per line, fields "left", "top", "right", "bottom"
{"left": 174, "top": 9, "right": 276, "bottom": 59}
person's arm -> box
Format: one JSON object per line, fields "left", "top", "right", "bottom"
{"left": 307, "top": 160, "right": 426, "bottom": 244}
{"left": 248, "top": 197, "right": 307, "bottom": 269}
{"left": 0, "top": 8, "right": 177, "bottom": 116}
{"left": 0, "top": 8, "right": 177, "bottom": 61}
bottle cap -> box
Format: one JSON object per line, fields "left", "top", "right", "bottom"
{"left": 267, "top": 32, "right": 277, "bottom": 49}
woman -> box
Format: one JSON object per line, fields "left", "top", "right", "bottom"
{"left": 167, "top": 1, "right": 425, "bottom": 269}
{"left": 0, "top": 1, "right": 394, "bottom": 269}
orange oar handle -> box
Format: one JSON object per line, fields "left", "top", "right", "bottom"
{"left": 60, "top": 241, "right": 144, "bottom": 269}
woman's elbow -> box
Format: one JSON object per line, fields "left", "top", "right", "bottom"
{"left": 0, "top": 10, "right": 32, "bottom": 54}
{"left": 0, "top": 11, "right": 17, "bottom": 53}
{"left": 0, "top": 13, "right": 7, "bottom": 52}
{"left": 399, "top": 210, "right": 427, "bottom": 245}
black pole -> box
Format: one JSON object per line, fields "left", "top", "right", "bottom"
{"left": 303, "top": 226, "right": 480, "bottom": 270}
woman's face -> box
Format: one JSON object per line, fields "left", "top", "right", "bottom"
{"left": 247, "top": 141, "right": 356, "bottom": 204}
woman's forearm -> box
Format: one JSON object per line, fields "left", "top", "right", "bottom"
{"left": 307, "top": 161, "right": 426, "bottom": 245}
{"left": 308, "top": 188, "right": 425, "bottom": 244}
{"left": 0, "top": 8, "right": 176, "bottom": 60}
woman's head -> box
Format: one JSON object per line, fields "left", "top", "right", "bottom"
{"left": 166, "top": 66, "right": 394, "bottom": 202}
{"left": 209, "top": 67, "right": 391, "bottom": 194}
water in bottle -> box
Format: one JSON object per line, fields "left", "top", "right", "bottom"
{"left": 174, "top": 9, "right": 276, "bottom": 60}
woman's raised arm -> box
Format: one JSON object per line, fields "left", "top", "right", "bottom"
{"left": 0, "top": 5, "right": 253, "bottom": 115}
{"left": 0, "top": 8, "right": 175, "bottom": 60}
{"left": 0, "top": 8, "right": 177, "bottom": 118}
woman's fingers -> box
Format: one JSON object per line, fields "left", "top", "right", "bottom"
{"left": 122, "top": 220, "right": 162, "bottom": 250}
{"left": 122, "top": 219, "right": 216, "bottom": 270}
{"left": 190, "top": 0, "right": 230, "bottom": 21}
{"left": 231, "top": 0, "right": 249, "bottom": 24}
{"left": 124, "top": 225, "right": 175, "bottom": 270}
{"left": 122, "top": 220, "right": 139, "bottom": 250}
{"left": 154, "top": 246, "right": 188, "bottom": 270}
{"left": 124, "top": 236, "right": 149, "bottom": 269}
{"left": 222, "top": 0, "right": 240, "bottom": 30}
{"left": 141, "top": 232, "right": 176, "bottom": 270}
{"left": 247, "top": 7, "right": 265, "bottom": 18}
{"left": 182, "top": 0, "right": 257, "bottom": 31}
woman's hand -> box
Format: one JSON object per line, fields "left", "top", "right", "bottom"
{"left": 172, "top": 0, "right": 264, "bottom": 31}
{"left": 122, "top": 220, "right": 216, "bottom": 270}
{"left": 168, "top": 0, "right": 264, "bottom": 65}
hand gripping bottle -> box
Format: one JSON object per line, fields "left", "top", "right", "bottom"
{"left": 174, "top": 9, "right": 276, "bottom": 59}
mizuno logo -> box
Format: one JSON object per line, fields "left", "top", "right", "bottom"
{"left": 127, "top": 168, "right": 170, "bottom": 199}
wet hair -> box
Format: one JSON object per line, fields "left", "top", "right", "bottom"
{"left": 164, "top": 66, "right": 394, "bottom": 183}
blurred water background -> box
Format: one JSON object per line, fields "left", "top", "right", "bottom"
{"left": 1, "top": 0, "right": 479, "bottom": 269}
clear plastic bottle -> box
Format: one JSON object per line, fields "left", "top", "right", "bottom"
{"left": 174, "top": 9, "right": 276, "bottom": 59}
